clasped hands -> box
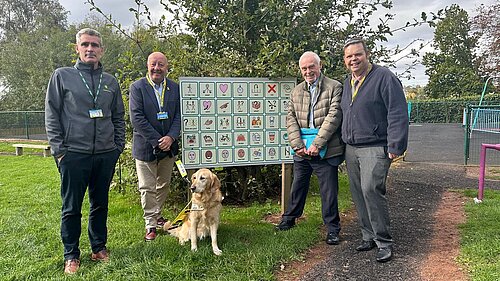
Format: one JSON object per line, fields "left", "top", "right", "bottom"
{"left": 295, "top": 144, "right": 320, "bottom": 157}
{"left": 157, "top": 135, "right": 174, "bottom": 151}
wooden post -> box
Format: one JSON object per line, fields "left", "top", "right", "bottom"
{"left": 281, "top": 163, "right": 293, "bottom": 214}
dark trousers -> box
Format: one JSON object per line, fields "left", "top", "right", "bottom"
{"left": 282, "top": 157, "right": 341, "bottom": 234}
{"left": 57, "top": 150, "right": 119, "bottom": 260}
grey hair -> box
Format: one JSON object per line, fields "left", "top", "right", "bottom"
{"left": 76, "top": 28, "right": 103, "bottom": 46}
{"left": 299, "top": 51, "right": 321, "bottom": 65}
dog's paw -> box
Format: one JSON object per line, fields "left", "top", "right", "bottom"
{"left": 191, "top": 246, "right": 198, "bottom": 252}
{"left": 213, "top": 247, "right": 222, "bottom": 256}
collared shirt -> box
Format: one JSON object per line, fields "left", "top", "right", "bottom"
{"left": 308, "top": 79, "right": 320, "bottom": 129}
{"left": 153, "top": 81, "right": 164, "bottom": 109}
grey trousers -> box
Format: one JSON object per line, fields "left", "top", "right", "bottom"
{"left": 136, "top": 156, "right": 176, "bottom": 229}
{"left": 345, "top": 145, "right": 393, "bottom": 248}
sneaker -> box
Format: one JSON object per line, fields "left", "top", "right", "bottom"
{"left": 91, "top": 249, "right": 109, "bottom": 262}
{"left": 64, "top": 259, "right": 80, "bottom": 274}
{"left": 275, "top": 219, "right": 295, "bottom": 231}
{"left": 145, "top": 228, "right": 157, "bottom": 241}
{"left": 156, "top": 217, "right": 167, "bottom": 228}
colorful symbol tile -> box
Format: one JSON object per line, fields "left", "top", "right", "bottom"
{"left": 200, "top": 82, "right": 215, "bottom": 97}
{"left": 218, "top": 149, "right": 233, "bottom": 163}
{"left": 216, "top": 82, "right": 231, "bottom": 97}
{"left": 200, "top": 100, "right": 215, "bottom": 115}
{"left": 265, "top": 146, "right": 279, "bottom": 161}
{"left": 250, "top": 116, "right": 263, "bottom": 130}
{"left": 201, "top": 132, "right": 216, "bottom": 147}
{"left": 234, "top": 131, "right": 248, "bottom": 146}
{"left": 250, "top": 131, "right": 263, "bottom": 145}
{"left": 266, "top": 99, "right": 278, "bottom": 113}
{"left": 233, "top": 99, "right": 248, "bottom": 114}
{"left": 233, "top": 82, "right": 248, "bottom": 97}
{"left": 200, "top": 117, "right": 216, "bottom": 131}
{"left": 249, "top": 82, "right": 263, "bottom": 97}
{"left": 265, "top": 115, "right": 279, "bottom": 129}
{"left": 184, "top": 149, "right": 200, "bottom": 165}
{"left": 280, "top": 82, "right": 295, "bottom": 98}
{"left": 235, "top": 148, "right": 249, "bottom": 162}
{"left": 183, "top": 117, "right": 198, "bottom": 131}
{"left": 182, "top": 99, "right": 198, "bottom": 115}
{"left": 217, "top": 132, "right": 232, "bottom": 147}
{"left": 249, "top": 99, "right": 264, "bottom": 114}
{"left": 181, "top": 82, "right": 197, "bottom": 98}
{"left": 217, "top": 116, "right": 232, "bottom": 131}
{"left": 250, "top": 147, "right": 264, "bottom": 161}
{"left": 201, "top": 149, "right": 216, "bottom": 164}
{"left": 217, "top": 100, "right": 232, "bottom": 114}
{"left": 265, "top": 83, "right": 278, "bottom": 97}
{"left": 183, "top": 133, "right": 199, "bottom": 148}
{"left": 233, "top": 115, "right": 248, "bottom": 130}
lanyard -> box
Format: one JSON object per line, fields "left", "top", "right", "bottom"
{"left": 146, "top": 74, "right": 167, "bottom": 109}
{"left": 75, "top": 67, "right": 102, "bottom": 103}
{"left": 350, "top": 64, "right": 372, "bottom": 103}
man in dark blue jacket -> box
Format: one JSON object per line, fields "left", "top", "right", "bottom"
{"left": 129, "top": 52, "right": 181, "bottom": 241}
{"left": 341, "top": 38, "right": 409, "bottom": 263}
{"left": 45, "top": 28, "right": 125, "bottom": 274}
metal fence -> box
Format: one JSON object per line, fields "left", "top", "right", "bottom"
{"left": 464, "top": 105, "right": 500, "bottom": 165}
{"left": 0, "top": 111, "right": 47, "bottom": 140}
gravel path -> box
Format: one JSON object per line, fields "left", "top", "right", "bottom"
{"left": 284, "top": 124, "right": 498, "bottom": 280}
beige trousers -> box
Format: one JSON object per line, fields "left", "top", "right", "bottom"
{"left": 136, "top": 156, "right": 176, "bottom": 229}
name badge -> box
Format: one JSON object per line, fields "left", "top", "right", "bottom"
{"left": 157, "top": 112, "right": 169, "bottom": 120}
{"left": 89, "top": 109, "right": 103, "bottom": 118}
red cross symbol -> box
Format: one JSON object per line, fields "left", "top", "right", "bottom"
{"left": 267, "top": 84, "right": 277, "bottom": 94}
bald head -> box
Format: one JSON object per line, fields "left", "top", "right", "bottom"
{"left": 147, "top": 52, "right": 168, "bottom": 84}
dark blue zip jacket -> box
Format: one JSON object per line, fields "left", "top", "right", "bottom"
{"left": 340, "top": 64, "right": 408, "bottom": 156}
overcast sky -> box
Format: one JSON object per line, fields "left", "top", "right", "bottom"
{"left": 59, "top": 0, "right": 495, "bottom": 86}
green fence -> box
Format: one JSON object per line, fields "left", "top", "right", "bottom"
{"left": 0, "top": 111, "right": 46, "bottom": 140}
{"left": 464, "top": 105, "right": 500, "bottom": 165}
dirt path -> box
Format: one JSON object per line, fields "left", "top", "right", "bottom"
{"left": 275, "top": 162, "right": 474, "bottom": 281}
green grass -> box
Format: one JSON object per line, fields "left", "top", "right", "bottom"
{"left": 0, "top": 153, "right": 351, "bottom": 280}
{"left": 458, "top": 189, "right": 500, "bottom": 281}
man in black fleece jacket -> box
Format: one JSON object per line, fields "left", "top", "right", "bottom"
{"left": 340, "top": 37, "right": 408, "bottom": 263}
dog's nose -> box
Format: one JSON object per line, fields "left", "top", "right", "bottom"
{"left": 190, "top": 186, "right": 196, "bottom": 192}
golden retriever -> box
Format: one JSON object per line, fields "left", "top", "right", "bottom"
{"left": 164, "top": 168, "right": 223, "bottom": 255}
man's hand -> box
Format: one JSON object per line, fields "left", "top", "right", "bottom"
{"left": 158, "top": 136, "right": 174, "bottom": 151}
{"left": 388, "top": 153, "right": 399, "bottom": 159}
{"left": 294, "top": 147, "right": 307, "bottom": 157}
{"left": 306, "top": 144, "right": 320, "bottom": 156}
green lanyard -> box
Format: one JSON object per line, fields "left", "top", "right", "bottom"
{"left": 350, "top": 64, "right": 372, "bottom": 103}
{"left": 146, "top": 74, "right": 167, "bottom": 109}
{"left": 75, "top": 67, "right": 102, "bottom": 103}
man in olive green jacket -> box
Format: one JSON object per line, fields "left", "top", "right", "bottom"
{"left": 276, "top": 51, "right": 345, "bottom": 246}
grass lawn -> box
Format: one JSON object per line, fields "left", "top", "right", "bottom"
{"left": 0, "top": 151, "right": 351, "bottom": 280}
{"left": 458, "top": 189, "right": 500, "bottom": 281}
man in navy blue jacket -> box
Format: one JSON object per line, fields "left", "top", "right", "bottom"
{"left": 341, "top": 38, "right": 409, "bottom": 263}
{"left": 129, "top": 52, "right": 181, "bottom": 241}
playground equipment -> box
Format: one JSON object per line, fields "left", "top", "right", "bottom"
{"left": 475, "top": 143, "right": 500, "bottom": 203}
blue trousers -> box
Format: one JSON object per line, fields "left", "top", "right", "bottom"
{"left": 57, "top": 150, "right": 120, "bottom": 260}
{"left": 282, "top": 157, "right": 341, "bottom": 234}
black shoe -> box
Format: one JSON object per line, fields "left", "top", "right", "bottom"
{"left": 326, "top": 232, "right": 340, "bottom": 245}
{"left": 356, "top": 240, "right": 377, "bottom": 251}
{"left": 275, "top": 220, "right": 295, "bottom": 231}
{"left": 376, "top": 246, "right": 393, "bottom": 263}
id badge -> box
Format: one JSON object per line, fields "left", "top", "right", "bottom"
{"left": 89, "top": 109, "right": 103, "bottom": 118}
{"left": 157, "top": 111, "right": 169, "bottom": 120}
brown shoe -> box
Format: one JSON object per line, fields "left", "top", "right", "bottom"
{"left": 91, "top": 249, "right": 109, "bottom": 262}
{"left": 64, "top": 259, "right": 80, "bottom": 274}
{"left": 145, "top": 228, "right": 157, "bottom": 241}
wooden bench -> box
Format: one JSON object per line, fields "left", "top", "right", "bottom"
{"left": 12, "top": 144, "right": 51, "bottom": 157}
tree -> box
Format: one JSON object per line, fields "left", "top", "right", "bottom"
{"left": 0, "top": 0, "right": 70, "bottom": 110}
{"left": 471, "top": 2, "right": 499, "bottom": 82}
{"left": 423, "top": 4, "right": 483, "bottom": 98}
{"left": 0, "top": 0, "right": 67, "bottom": 40}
